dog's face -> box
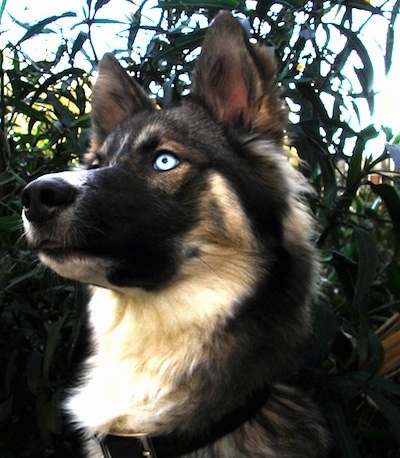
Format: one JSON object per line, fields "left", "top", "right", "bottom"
{"left": 22, "top": 14, "right": 299, "bottom": 292}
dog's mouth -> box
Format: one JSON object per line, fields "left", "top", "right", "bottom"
{"left": 37, "top": 240, "right": 86, "bottom": 260}
{"left": 39, "top": 240, "right": 65, "bottom": 251}
{"left": 35, "top": 239, "right": 113, "bottom": 287}
{"left": 38, "top": 240, "right": 110, "bottom": 268}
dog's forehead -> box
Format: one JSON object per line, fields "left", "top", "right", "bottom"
{"left": 104, "top": 105, "right": 227, "bottom": 163}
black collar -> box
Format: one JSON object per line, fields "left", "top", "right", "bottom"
{"left": 97, "top": 384, "right": 271, "bottom": 458}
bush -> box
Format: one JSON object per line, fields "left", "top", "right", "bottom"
{"left": 1, "top": 1, "right": 399, "bottom": 456}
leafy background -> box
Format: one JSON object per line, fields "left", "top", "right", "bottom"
{"left": 1, "top": 0, "right": 400, "bottom": 456}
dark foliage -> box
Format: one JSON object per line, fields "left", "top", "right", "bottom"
{"left": 1, "top": 1, "right": 400, "bottom": 456}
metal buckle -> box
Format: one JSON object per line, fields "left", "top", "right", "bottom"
{"left": 139, "top": 435, "right": 157, "bottom": 458}
{"left": 95, "top": 433, "right": 158, "bottom": 458}
{"left": 95, "top": 435, "right": 112, "bottom": 458}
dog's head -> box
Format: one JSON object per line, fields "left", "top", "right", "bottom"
{"left": 22, "top": 13, "right": 310, "bottom": 292}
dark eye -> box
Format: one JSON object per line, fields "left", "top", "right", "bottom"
{"left": 153, "top": 152, "right": 180, "bottom": 172}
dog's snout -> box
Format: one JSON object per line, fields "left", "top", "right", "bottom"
{"left": 22, "top": 176, "right": 77, "bottom": 223}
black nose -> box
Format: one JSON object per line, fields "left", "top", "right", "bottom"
{"left": 22, "top": 176, "right": 77, "bottom": 223}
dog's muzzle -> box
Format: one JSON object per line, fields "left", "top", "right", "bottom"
{"left": 22, "top": 174, "right": 78, "bottom": 224}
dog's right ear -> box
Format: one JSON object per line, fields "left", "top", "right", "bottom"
{"left": 190, "top": 13, "right": 285, "bottom": 141}
{"left": 89, "top": 54, "right": 155, "bottom": 156}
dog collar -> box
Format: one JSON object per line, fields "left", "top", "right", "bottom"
{"left": 97, "top": 384, "right": 271, "bottom": 458}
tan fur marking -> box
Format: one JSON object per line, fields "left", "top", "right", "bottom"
{"left": 132, "top": 126, "right": 195, "bottom": 194}
{"left": 66, "top": 173, "right": 264, "bottom": 435}
{"left": 67, "top": 252, "right": 260, "bottom": 435}
{"left": 189, "top": 172, "right": 257, "bottom": 250}
{"left": 66, "top": 174, "right": 263, "bottom": 435}
{"left": 132, "top": 124, "right": 164, "bottom": 150}
{"left": 151, "top": 140, "right": 195, "bottom": 194}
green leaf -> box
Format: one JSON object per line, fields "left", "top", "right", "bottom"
{"left": 368, "top": 375, "right": 400, "bottom": 397}
{"left": 386, "top": 264, "right": 400, "bottom": 295}
{"left": 352, "top": 227, "right": 377, "bottom": 311}
{"left": 275, "top": 0, "right": 304, "bottom": 7}
{"left": 342, "top": 1, "right": 384, "bottom": 15}
{"left": 364, "top": 389, "right": 400, "bottom": 442}
{"left": 287, "top": 124, "right": 323, "bottom": 174}
{"left": 332, "top": 251, "right": 358, "bottom": 307}
{"left": 17, "top": 12, "right": 76, "bottom": 44}
{"left": 94, "top": 0, "right": 110, "bottom": 12}
{"left": 386, "top": 143, "right": 400, "bottom": 169}
{"left": 359, "top": 124, "right": 380, "bottom": 144}
{"left": 347, "top": 140, "right": 363, "bottom": 189}
{"left": 347, "top": 126, "right": 379, "bottom": 188}
{"left": 159, "top": 0, "right": 238, "bottom": 8}
{"left": 7, "top": 98, "right": 48, "bottom": 123}
{"left": 43, "top": 315, "right": 69, "bottom": 382}
{"left": 26, "top": 351, "right": 43, "bottom": 395}
{"left": 71, "top": 31, "right": 89, "bottom": 61}
{"left": 31, "top": 67, "right": 86, "bottom": 104}
{"left": 4, "top": 268, "right": 41, "bottom": 291}
{"left": 303, "top": 301, "right": 337, "bottom": 368}
{"left": 255, "top": 0, "right": 274, "bottom": 15}
{"left": 332, "top": 24, "right": 375, "bottom": 106}
{"left": 45, "top": 93, "right": 75, "bottom": 126}
{"left": 0, "top": 215, "right": 22, "bottom": 232}
{"left": 385, "top": 16, "right": 395, "bottom": 75}
{"left": 319, "top": 154, "right": 337, "bottom": 208}
{"left": 370, "top": 182, "right": 400, "bottom": 260}
{"left": 0, "top": 172, "right": 15, "bottom": 186}
{"left": 370, "top": 183, "right": 400, "bottom": 230}
{"left": 71, "top": 18, "right": 125, "bottom": 30}
{"left": 359, "top": 331, "right": 384, "bottom": 374}
{"left": 88, "top": 18, "right": 125, "bottom": 25}
{"left": 0, "top": 0, "right": 7, "bottom": 22}
{"left": 0, "top": 398, "right": 13, "bottom": 424}
{"left": 327, "top": 398, "right": 361, "bottom": 458}
{"left": 152, "top": 29, "right": 206, "bottom": 65}
{"left": 296, "top": 82, "right": 329, "bottom": 121}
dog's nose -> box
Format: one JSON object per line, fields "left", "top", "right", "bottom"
{"left": 22, "top": 176, "right": 77, "bottom": 223}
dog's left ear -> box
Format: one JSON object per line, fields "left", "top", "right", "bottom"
{"left": 90, "top": 54, "right": 155, "bottom": 151}
{"left": 191, "top": 13, "right": 285, "bottom": 140}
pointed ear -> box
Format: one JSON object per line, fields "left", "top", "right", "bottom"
{"left": 191, "top": 13, "right": 285, "bottom": 140}
{"left": 90, "top": 53, "right": 155, "bottom": 151}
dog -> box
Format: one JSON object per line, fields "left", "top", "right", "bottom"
{"left": 22, "top": 12, "right": 330, "bottom": 458}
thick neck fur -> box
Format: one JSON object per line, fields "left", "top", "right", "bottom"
{"left": 66, "top": 243, "right": 265, "bottom": 437}
{"left": 65, "top": 165, "right": 316, "bottom": 440}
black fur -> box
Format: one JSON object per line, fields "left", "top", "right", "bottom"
{"left": 22, "top": 13, "right": 330, "bottom": 457}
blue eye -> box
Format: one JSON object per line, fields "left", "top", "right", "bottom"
{"left": 153, "top": 152, "right": 180, "bottom": 172}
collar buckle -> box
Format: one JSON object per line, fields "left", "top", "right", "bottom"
{"left": 139, "top": 435, "right": 157, "bottom": 458}
{"left": 97, "top": 433, "right": 158, "bottom": 458}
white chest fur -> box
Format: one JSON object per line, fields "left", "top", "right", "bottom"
{"left": 65, "top": 252, "right": 259, "bottom": 437}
